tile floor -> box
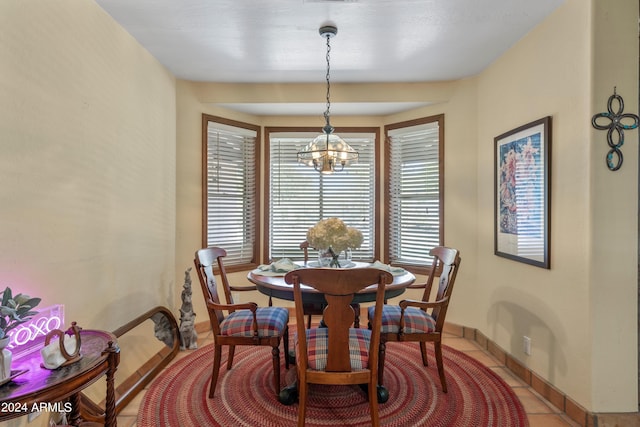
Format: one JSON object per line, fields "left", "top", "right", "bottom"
{"left": 115, "top": 326, "right": 580, "bottom": 427}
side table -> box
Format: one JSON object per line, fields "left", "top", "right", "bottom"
{"left": 0, "top": 329, "right": 120, "bottom": 426}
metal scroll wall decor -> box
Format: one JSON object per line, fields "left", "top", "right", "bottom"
{"left": 591, "top": 87, "right": 639, "bottom": 171}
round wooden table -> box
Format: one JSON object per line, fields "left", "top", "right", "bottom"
{"left": 0, "top": 329, "right": 119, "bottom": 426}
{"left": 247, "top": 261, "right": 416, "bottom": 305}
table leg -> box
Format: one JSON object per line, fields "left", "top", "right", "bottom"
{"left": 358, "top": 384, "right": 389, "bottom": 403}
{"left": 278, "top": 381, "right": 298, "bottom": 405}
{"left": 287, "top": 348, "right": 296, "bottom": 365}
{"left": 68, "top": 393, "right": 82, "bottom": 426}
{"left": 377, "top": 385, "right": 390, "bottom": 403}
{"left": 103, "top": 341, "right": 120, "bottom": 427}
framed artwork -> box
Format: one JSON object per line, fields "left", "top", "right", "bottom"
{"left": 494, "top": 116, "right": 551, "bottom": 269}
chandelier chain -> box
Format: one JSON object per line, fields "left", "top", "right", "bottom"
{"left": 324, "top": 33, "right": 331, "bottom": 125}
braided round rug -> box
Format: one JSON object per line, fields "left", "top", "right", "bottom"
{"left": 138, "top": 342, "right": 528, "bottom": 426}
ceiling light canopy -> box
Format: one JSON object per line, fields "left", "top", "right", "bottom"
{"left": 297, "top": 24, "right": 359, "bottom": 174}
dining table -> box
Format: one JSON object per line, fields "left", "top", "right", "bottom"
{"left": 247, "top": 260, "right": 416, "bottom": 305}
{"left": 247, "top": 259, "right": 416, "bottom": 405}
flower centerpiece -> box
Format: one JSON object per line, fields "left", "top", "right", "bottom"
{"left": 306, "top": 218, "right": 363, "bottom": 267}
{"left": 0, "top": 287, "right": 41, "bottom": 380}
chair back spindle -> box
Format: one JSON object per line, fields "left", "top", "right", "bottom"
{"left": 194, "top": 247, "right": 227, "bottom": 332}
{"left": 428, "top": 246, "right": 460, "bottom": 327}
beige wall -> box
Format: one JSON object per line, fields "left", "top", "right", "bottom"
{"left": 475, "top": 0, "right": 594, "bottom": 408}
{"left": 475, "top": 0, "right": 637, "bottom": 412}
{"left": 590, "top": 0, "right": 638, "bottom": 411}
{"left": 1, "top": 2, "right": 176, "bottom": 424}
{"left": 1, "top": 0, "right": 177, "bottom": 328}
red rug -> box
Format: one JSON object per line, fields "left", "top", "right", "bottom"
{"left": 138, "top": 342, "right": 528, "bottom": 426}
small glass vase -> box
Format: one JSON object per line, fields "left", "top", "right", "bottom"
{"left": 318, "top": 248, "right": 352, "bottom": 268}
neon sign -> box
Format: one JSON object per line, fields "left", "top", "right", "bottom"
{"left": 6, "top": 305, "right": 64, "bottom": 357}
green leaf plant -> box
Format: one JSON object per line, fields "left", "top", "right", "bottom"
{"left": 0, "top": 287, "right": 41, "bottom": 341}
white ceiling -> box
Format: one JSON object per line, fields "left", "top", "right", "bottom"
{"left": 95, "top": 0, "right": 564, "bottom": 115}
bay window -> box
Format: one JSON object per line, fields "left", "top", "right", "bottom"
{"left": 202, "top": 114, "right": 259, "bottom": 268}
{"left": 266, "top": 128, "right": 379, "bottom": 262}
{"left": 200, "top": 114, "right": 443, "bottom": 271}
{"left": 385, "top": 115, "right": 444, "bottom": 271}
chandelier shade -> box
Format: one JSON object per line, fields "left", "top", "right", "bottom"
{"left": 297, "top": 24, "right": 359, "bottom": 174}
{"left": 297, "top": 132, "right": 359, "bottom": 173}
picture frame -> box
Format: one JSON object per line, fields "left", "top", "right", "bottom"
{"left": 494, "top": 116, "right": 551, "bottom": 269}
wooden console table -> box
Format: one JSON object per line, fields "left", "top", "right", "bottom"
{"left": 0, "top": 329, "right": 120, "bottom": 426}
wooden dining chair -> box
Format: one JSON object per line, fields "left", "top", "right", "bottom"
{"left": 285, "top": 268, "right": 393, "bottom": 427}
{"left": 194, "top": 247, "right": 289, "bottom": 398}
{"left": 368, "top": 246, "right": 461, "bottom": 393}
{"left": 299, "top": 240, "right": 361, "bottom": 329}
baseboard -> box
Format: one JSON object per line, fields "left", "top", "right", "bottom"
{"left": 195, "top": 320, "right": 211, "bottom": 334}
{"left": 445, "top": 322, "right": 640, "bottom": 427}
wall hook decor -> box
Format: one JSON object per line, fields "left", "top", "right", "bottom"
{"left": 591, "top": 87, "right": 639, "bottom": 171}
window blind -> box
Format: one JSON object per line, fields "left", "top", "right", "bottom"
{"left": 387, "top": 120, "right": 442, "bottom": 266}
{"left": 269, "top": 132, "right": 375, "bottom": 261}
{"left": 205, "top": 121, "right": 257, "bottom": 266}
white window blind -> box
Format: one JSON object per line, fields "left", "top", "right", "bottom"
{"left": 268, "top": 132, "right": 375, "bottom": 261}
{"left": 205, "top": 120, "right": 257, "bottom": 266}
{"left": 387, "top": 118, "right": 442, "bottom": 266}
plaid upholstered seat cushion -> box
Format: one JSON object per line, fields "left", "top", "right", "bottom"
{"left": 296, "top": 328, "right": 371, "bottom": 371}
{"left": 220, "top": 307, "right": 288, "bottom": 337}
{"left": 368, "top": 305, "right": 436, "bottom": 334}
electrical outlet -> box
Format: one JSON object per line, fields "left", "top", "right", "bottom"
{"left": 523, "top": 336, "right": 531, "bottom": 356}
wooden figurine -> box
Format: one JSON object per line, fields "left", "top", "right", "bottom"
{"left": 179, "top": 268, "right": 198, "bottom": 350}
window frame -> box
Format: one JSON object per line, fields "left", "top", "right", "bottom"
{"left": 263, "top": 126, "right": 381, "bottom": 264}
{"left": 201, "top": 114, "right": 261, "bottom": 273}
{"left": 384, "top": 114, "right": 444, "bottom": 276}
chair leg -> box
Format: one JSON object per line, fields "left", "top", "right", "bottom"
{"left": 419, "top": 342, "right": 428, "bottom": 367}
{"left": 307, "top": 314, "right": 312, "bottom": 329}
{"left": 297, "top": 380, "right": 308, "bottom": 427}
{"left": 227, "top": 345, "right": 236, "bottom": 370}
{"left": 434, "top": 341, "right": 448, "bottom": 393}
{"left": 368, "top": 380, "right": 380, "bottom": 427}
{"left": 271, "top": 345, "right": 281, "bottom": 393}
{"left": 209, "top": 344, "right": 222, "bottom": 398}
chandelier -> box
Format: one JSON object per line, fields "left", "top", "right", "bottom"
{"left": 297, "top": 24, "right": 359, "bottom": 174}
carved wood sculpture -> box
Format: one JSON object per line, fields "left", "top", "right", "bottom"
{"left": 179, "top": 267, "right": 198, "bottom": 350}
